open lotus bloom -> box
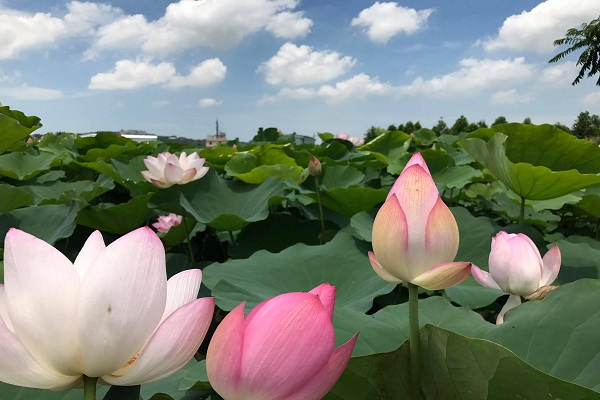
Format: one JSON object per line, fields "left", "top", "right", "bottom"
{"left": 471, "top": 231, "right": 561, "bottom": 324}
{"left": 0, "top": 227, "right": 214, "bottom": 390}
{"left": 368, "top": 153, "right": 471, "bottom": 290}
{"left": 206, "top": 283, "right": 358, "bottom": 400}
{"left": 141, "top": 151, "right": 209, "bottom": 189}
{"left": 152, "top": 213, "right": 183, "bottom": 233}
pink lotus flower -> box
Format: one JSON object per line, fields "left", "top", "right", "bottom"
{"left": 206, "top": 284, "right": 358, "bottom": 400}
{"left": 0, "top": 227, "right": 214, "bottom": 389}
{"left": 335, "top": 133, "right": 364, "bottom": 146}
{"left": 152, "top": 213, "right": 183, "bottom": 233}
{"left": 472, "top": 231, "right": 561, "bottom": 324}
{"left": 142, "top": 151, "right": 209, "bottom": 189}
{"left": 368, "top": 153, "right": 471, "bottom": 290}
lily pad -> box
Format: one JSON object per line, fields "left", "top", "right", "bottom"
{"left": 179, "top": 170, "right": 285, "bottom": 231}
{"left": 202, "top": 232, "right": 394, "bottom": 312}
{"left": 460, "top": 132, "right": 600, "bottom": 200}
{"left": 0, "top": 106, "right": 42, "bottom": 154}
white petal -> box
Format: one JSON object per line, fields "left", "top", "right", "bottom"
{"left": 74, "top": 231, "right": 106, "bottom": 279}
{"left": 4, "top": 229, "right": 82, "bottom": 376}
{"left": 79, "top": 227, "right": 167, "bottom": 377}
{"left": 0, "top": 285, "right": 13, "bottom": 331}
{"left": 161, "top": 269, "right": 202, "bottom": 323}
{"left": 103, "top": 298, "right": 214, "bottom": 385}
{"left": 0, "top": 318, "right": 79, "bottom": 390}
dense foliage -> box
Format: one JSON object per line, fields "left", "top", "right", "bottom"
{"left": 1, "top": 104, "right": 600, "bottom": 399}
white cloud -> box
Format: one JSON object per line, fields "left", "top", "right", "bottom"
{"left": 90, "top": 0, "right": 306, "bottom": 56}
{"left": 258, "top": 42, "right": 355, "bottom": 86}
{"left": 582, "top": 92, "right": 600, "bottom": 106}
{"left": 318, "top": 73, "right": 392, "bottom": 103}
{"left": 481, "top": 0, "right": 600, "bottom": 54}
{"left": 538, "top": 61, "right": 577, "bottom": 86}
{"left": 401, "top": 58, "right": 536, "bottom": 97}
{"left": 351, "top": 2, "right": 433, "bottom": 44}
{"left": 266, "top": 11, "right": 312, "bottom": 39}
{"left": 257, "top": 73, "right": 391, "bottom": 105}
{"left": 199, "top": 98, "right": 222, "bottom": 107}
{"left": 88, "top": 58, "right": 226, "bottom": 90}
{"left": 0, "top": 1, "right": 122, "bottom": 59}
{"left": 167, "top": 59, "right": 227, "bottom": 88}
{"left": 1, "top": 85, "right": 63, "bottom": 100}
{"left": 489, "top": 89, "right": 534, "bottom": 105}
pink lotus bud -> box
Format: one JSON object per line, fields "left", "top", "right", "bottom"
{"left": 152, "top": 213, "right": 183, "bottom": 233}
{"left": 0, "top": 228, "right": 214, "bottom": 389}
{"left": 141, "top": 151, "right": 209, "bottom": 189}
{"left": 206, "top": 284, "right": 358, "bottom": 400}
{"left": 368, "top": 153, "right": 471, "bottom": 290}
{"left": 308, "top": 156, "right": 322, "bottom": 176}
{"left": 471, "top": 231, "right": 561, "bottom": 323}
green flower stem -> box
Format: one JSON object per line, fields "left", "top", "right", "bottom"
{"left": 314, "top": 176, "right": 326, "bottom": 245}
{"left": 408, "top": 282, "right": 423, "bottom": 400}
{"left": 181, "top": 212, "right": 195, "bottom": 265}
{"left": 83, "top": 375, "right": 97, "bottom": 400}
{"left": 519, "top": 196, "right": 526, "bottom": 225}
{"left": 178, "top": 188, "right": 195, "bottom": 265}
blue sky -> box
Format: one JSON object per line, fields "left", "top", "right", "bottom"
{"left": 1, "top": 0, "right": 599, "bottom": 142}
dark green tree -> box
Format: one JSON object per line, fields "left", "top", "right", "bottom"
{"left": 364, "top": 126, "right": 385, "bottom": 142}
{"left": 554, "top": 122, "right": 572, "bottom": 133}
{"left": 523, "top": 117, "right": 532, "bottom": 124}
{"left": 492, "top": 116, "right": 508, "bottom": 126}
{"left": 448, "top": 115, "right": 469, "bottom": 135}
{"left": 477, "top": 120, "right": 488, "bottom": 128}
{"left": 431, "top": 118, "right": 448, "bottom": 136}
{"left": 387, "top": 124, "right": 397, "bottom": 131}
{"left": 572, "top": 111, "right": 600, "bottom": 139}
{"left": 549, "top": 15, "right": 600, "bottom": 85}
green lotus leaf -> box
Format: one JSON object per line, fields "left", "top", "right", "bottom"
{"left": 76, "top": 195, "right": 152, "bottom": 234}
{"left": 318, "top": 186, "right": 387, "bottom": 217}
{"left": 0, "top": 204, "right": 78, "bottom": 245}
{"left": 0, "top": 106, "right": 42, "bottom": 154}
{"left": 318, "top": 165, "right": 365, "bottom": 190}
{"left": 0, "top": 152, "right": 56, "bottom": 180}
{"left": 0, "top": 184, "right": 35, "bottom": 213}
{"left": 460, "top": 132, "right": 600, "bottom": 200}
{"left": 202, "top": 232, "right": 394, "bottom": 312}
{"left": 327, "top": 325, "right": 600, "bottom": 400}
{"left": 179, "top": 170, "right": 285, "bottom": 231}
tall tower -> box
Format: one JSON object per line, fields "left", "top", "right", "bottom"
{"left": 216, "top": 119, "right": 223, "bottom": 138}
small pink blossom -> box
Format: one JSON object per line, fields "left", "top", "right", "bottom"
{"left": 152, "top": 213, "right": 183, "bottom": 233}
{"left": 472, "top": 231, "right": 561, "bottom": 324}
{"left": 335, "top": 133, "right": 364, "bottom": 146}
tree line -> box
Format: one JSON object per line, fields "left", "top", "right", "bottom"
{"left": 364, "top": 111, "right": 600, "bottom": 143}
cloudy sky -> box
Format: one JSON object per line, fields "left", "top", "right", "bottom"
{"left": 1, "top": 0, "right": 599, "bottom": 141}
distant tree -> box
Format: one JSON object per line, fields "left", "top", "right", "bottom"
{"left": 523, "top": 117, "right": 532, "bottom": 124}
{"left": 465, "top": 123, "right": 480, "bottom": 132}
{"left": 404, "top": 121, "right": 417, "bottom": 133}
{"left": 431, "top": 118, "right": 448, "bottom": 136}
{"left": 572, "top": 111, "right": 600, "bottom": 139}
{"left": 492, "top": 116, "right": 508, "bottom": 126}
{"left": 448, "top": 115, "right": 469, "bottom": 135}
{"left": 387, "top": 124, "right": 397, "bottom": 131}
{"left": 252, "top": 127, "right": 279, "bottom": 142}
{"left": 364, "top": 126, "right": 386, "bottom": 142}
{"left": 549, "top": 15, "right": 600, "bottom": 86}
{"left": 554, "top": 122, "right": 572, "bottom": 133}
{"left": 476, "top": 120, "right": 488, "bottom": 128}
